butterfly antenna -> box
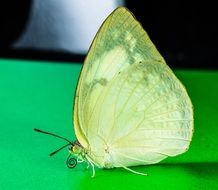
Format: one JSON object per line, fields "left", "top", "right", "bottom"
{"left": 49, "top": 143, "right": 71, "bottom": 156}
{"left": 34, "top": 128, "right": 72, "bottom": 144}
{"left": 34, "top": 128, "right": 74, "bottom": 157}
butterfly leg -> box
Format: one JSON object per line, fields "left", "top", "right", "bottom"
{"left": 77, "top": 156, "right": 85, "bottom": 163}
{"left": 121, "top": 165, "right": 147, "bottom": 176}
{"left": 117, "top": 160, "right": 147, "bottom": 176}
{"left": 86, "top": 156, "right": 96, "bottom": 177}
{"left": 86, "top": 161, "right": 90, "bottom": 169}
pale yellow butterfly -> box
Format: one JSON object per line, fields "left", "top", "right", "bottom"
{"left": 72, "top": 6, "right": 193, "bottom": 176}
{"left": 35, "top": 7, "right": 193, "bottom": 177}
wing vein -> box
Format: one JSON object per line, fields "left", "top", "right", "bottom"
{"left": 111, "top": 89, "right": 187, "bottom": 145}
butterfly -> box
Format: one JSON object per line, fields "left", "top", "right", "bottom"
{"left": 35, "top": 7, "right": 193, "bottom": 177}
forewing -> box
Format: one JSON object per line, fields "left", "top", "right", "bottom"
{"left": 74, "top": 7, "right": 164, "bottom": 146}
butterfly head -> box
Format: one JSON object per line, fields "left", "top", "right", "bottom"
{"left": 68, "top": 141, "right": 83, "bottom": 155}
{"left": 34, "top": 128, "right": 81, "bottom": 169}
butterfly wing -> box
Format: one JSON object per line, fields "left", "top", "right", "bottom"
{"left": 104, "top": 61, "right": 193, "bottom": 167}
{"left": 73, "top": 7, "right": 193, "bottom": 167}
{"left": 73, "top": 7, "right": 164, "bottom": 149}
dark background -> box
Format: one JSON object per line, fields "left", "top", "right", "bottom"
{"left": 0, "top": 1, "right": 217, "bottom": 69}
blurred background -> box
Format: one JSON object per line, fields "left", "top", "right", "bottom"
{"left": 0, "top": 0, "right": 217, "bottom": 68}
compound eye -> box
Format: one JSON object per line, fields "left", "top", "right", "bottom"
{"left": 68, "top": 145, "right": 73, "bottom": 152}
{"left": 72, "top": 146, "right": 77, "bottom": 152}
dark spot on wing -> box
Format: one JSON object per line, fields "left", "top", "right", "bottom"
{"left": 91, "top": 78, "right": 108, "bottom": 87}
{"left": 98, "top": 78, "right": 108, "bottom": 86}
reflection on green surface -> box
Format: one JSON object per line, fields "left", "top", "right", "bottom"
{"left": 0, "top": 59, "right": 218, "bottom": 190}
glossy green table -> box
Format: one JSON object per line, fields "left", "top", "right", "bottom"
{"left": 0, "top": 59, "right": 218, "bottom": 189}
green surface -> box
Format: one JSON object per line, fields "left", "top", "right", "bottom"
{"left": 0, "top": 59, "right": 218, "bottom": 189}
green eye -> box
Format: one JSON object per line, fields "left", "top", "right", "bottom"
{"left": 72, "top": 145, "right": 81, "bottom": 154}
